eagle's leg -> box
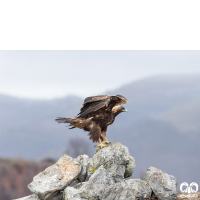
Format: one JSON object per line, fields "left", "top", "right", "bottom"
{"left": 96, "top": 138, "right": 107, "bottom": 148}
{"left": 101, "top": 129, "right": 111, "bottom": 144}
{"left": 102, "top": 138, "right": 110, "bottom": 144}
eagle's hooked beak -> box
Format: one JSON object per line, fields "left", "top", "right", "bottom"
{"left": 123, "top": 108, "right": 128, "bottom": 112}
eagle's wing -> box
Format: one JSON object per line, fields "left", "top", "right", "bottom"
{"left": 78, "top": 95, "right": 128, "bottom": 118}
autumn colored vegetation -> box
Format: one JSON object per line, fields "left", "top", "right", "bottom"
{"left": 0, "top": 158, "right": 54, "bottom": 200}
{"left": 0, "top": 138, "right": 91, "bottom": 200}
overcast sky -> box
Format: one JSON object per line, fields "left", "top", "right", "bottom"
{"left": 0, "top": 51, "right": 200, "bottom": 99}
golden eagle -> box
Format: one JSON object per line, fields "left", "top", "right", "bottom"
{"left": 55, "top": 95, "right": 128, "bottom": 148}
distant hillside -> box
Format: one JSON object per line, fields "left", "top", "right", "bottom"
{"left": 158, "top": 97, "right": 200, "bottom": 133}
{"left": 0, "top": 158, "right": 54, "bottom": 200}
{"left": 0, "top": 74, "right": 200, "bottom": 187}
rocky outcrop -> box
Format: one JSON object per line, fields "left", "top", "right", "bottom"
{"left": 88, "top": 142, "right": 135, "bottom": 182}
{"left": 143, "top": 166, "right": 178, "bottom": 200}
{"left": 176, "top": 192, "right": 200, "bottom": 200}
{"left": 14, "top": 194, "right": 40, "bottom": 200}
{"left": 64, "top": 165, "right": 115, "bottom": 200}
{"left": 15, "top": 142, "right": 179, "bottom": 200}
{"left": 101, "top": 179, "right": 152, "bottom": 200}
{"left": 64, "top": 167, "right": 152, "bottom": 200}
{"left": 14, "top": 193, "right": 63, "bottom": 200}
{"left": 76, "top": 154, "right": 89, "bottom": 182}
{"left": 28, "top": 154, "right": 81, "bottom": 200}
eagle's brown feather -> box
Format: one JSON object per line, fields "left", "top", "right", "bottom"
{"left": 78, "top": 95, "right": 127, "bottom": 118}
{"left": 55, "top": 94, "right": 128, "bottom": 143}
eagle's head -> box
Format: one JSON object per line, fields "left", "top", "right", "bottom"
{"left": 112, "top": 105, "right": 128, "bottom": 115}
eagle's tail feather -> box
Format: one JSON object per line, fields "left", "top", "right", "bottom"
{"left": 55, "top": 117, "right": 78, "bottom": 124}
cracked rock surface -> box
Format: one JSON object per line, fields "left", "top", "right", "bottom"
{"left": 143, "top": 166, "right": 178, "bottom": 200}
{"left": 102, "top": 179, "right": 152, "bottom": 200}
{"left": 76, "top": 154, "right": 89, "bottom": 182}
{"left": 28, "top": 154, "right": 81, "bottom": 200}
{"left": 14, "top": 193, "right": 63, "bottom": 200}
{"left": 63, "top": 165, "right": 115, "bottom": 200}
{"left": 16, "top": 142, "right": 179, "bottom": 200}
{"left": 13, "top": 194, "right": 40, "bottom": 200}
{"left": 87, "top": 142, "right": 135, "bottom": 182}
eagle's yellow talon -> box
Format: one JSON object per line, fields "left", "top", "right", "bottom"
{"left": 102, "top": 140, "right": 111, "bottom": 144}
{"left": 97, "top": 143, "right": 108, "bottom": 148}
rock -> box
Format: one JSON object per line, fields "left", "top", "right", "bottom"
{"left": 76, "top": 154, "right": 89, "bottom": 182}
{"left": 13, "top": 194, "right": 40, "bottom": 200}
{"left": 102, "top": 179, "right": 152, "bottom": 200}
{"left": 134, "top": 179, "right": 152, "bottom": 199}
{"left": 88, "top": 142, "right": 135, "bottom": 182}
{"left": 28, "top": 154, "right": 81, "bottom": 200}
{"left": 124, "top": 154, "right": 136, "bottom": 178}
{"left": 63, "top": 187, "right": 82, "bottom": 200}
{"left": 143, "top": 166, "right": 178, "bottom": 200}
{"left": 176, "top": 192, "right": 200, "bottom": 200}
{"left": 51, "top": 192, "right": 63, "bottom": 200}
{"left": 63, "top": 165, "right": 115, "bottom": 200}
{"left": 83, "top": 165, "right": 115, "bottom": 198}
{"left": 18, "top": 143, "right": 180, "bottom": 200}
{"left": 14, "top": 192, "right": 63, "bottom": 200}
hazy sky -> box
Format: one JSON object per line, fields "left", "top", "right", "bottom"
{"left": 1, "top": 51, "right": 200, "bottom": 99}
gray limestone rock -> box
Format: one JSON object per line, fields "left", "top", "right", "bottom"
{"left": 134, "top": 179, "right": 152, "bottom": 199}
{"left": 124, "top": 154, "right": 136, "bottom": 178}
{"left": 13, "top": 194, "right": 40, "bottom": 200}
{"left": 14, "top": 193, "right": 63, "bottom": 200}
{"left": 17, "top": 143, "right": 179, "bottom": 200}
{"left": 63, "top": 187, "right": 82, "bottom": 200}
{"left": 143, "top": 166, "right": 178, "bottom": 200}
{"left": 28, "top": 154, "right": 81, "bottom": 200}
{"left": 76, "top": 154, "right": 89, "bottom": 182}
{"left": 102, "top": 179, "right": 152, "bottom": 200}
{"left": 51, "top": 192, "right": 63, "bottom": 200}
{"left": 63, "top": 165, "right": 115, "bottom": 200}
{"left": 88, "top": 142, "right": 135, "bottom": 182}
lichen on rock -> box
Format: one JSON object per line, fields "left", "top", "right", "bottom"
{"left": 28, "top": 154, "right": 81, "bottom": 200}
{"left": 76, "top": 154, "right": 89, "bottom": 182}
{"left": 143, "top": 166, "right": 178, "bottom": 200}
{"left": 16, "top": 142, "right": 179, "bottom": 200}
{"left": 87, "top": 142, "right": 136, "bottom": 182}
{"left": 101, "top": 178, "right": 152, "bottom": 200}
{"left": 63, "top": 165, "right": 115, "bottom": 200}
